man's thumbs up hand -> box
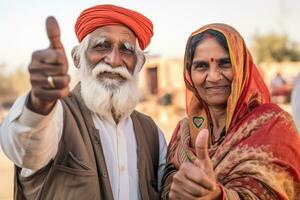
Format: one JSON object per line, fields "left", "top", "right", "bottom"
{"left": 27, "top": 16, "right": 70, "bottom": 115}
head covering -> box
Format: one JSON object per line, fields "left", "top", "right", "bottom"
{"left": 182, "top": 23, "right": 270, "bottom": 146}
{"left": 75, "top": 4, "right": 153, "bottom": 50}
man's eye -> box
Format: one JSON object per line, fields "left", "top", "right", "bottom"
{"left": 120, "top": 46, "right": 134, "bottom": 55}
{"left": 120, "top": 44, "right": 135, "bottom": 55}
{"left": 94, "top": 41, "right": 111, "bottom": 50}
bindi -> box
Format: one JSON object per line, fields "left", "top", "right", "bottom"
{"left": 210, "top": 57, "right": 214, "bottom": 62}
{"left": 204, "top": 33, "right": 213, "bottom": 39}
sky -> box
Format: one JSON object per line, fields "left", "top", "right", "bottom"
{"left": 0, "top": 0, "right": 300, "bottom": 71}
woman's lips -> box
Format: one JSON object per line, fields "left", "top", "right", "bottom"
{"left": 205, "top": 85, "right": 230, "bottom": 92}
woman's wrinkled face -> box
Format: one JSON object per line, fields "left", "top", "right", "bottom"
{"left": 191, "top": 37, "right": 233, "bottom": 107}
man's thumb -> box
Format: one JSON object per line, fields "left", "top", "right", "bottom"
{"left": 195, "top": 129, "right": 209, "bottom": 161}
{"left": 46, "top": 16, "right": 64, "bottom": 50}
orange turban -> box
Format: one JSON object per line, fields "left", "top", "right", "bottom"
{"left": 75, "top": 4, "right": 153, "bottom": 50}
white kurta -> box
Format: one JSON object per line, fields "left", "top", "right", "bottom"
{"left": 0, "top": 95, "right": 167, "bottom": 200}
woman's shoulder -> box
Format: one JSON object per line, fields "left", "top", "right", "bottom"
{"left": 253, "top": 103, "right": 285, "bottom": 113}
{"left": 233, "top": 103, "right": 297, "bottom": 136}
{"left": 248, "top": 103, "right": 291, "bottom": 120}
{"left": 239, "top": 103, "right": 298, "bottom": 136}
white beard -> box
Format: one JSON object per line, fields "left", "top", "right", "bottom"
{"left": 80, "top": 61, "right": 141, "bottom": 121}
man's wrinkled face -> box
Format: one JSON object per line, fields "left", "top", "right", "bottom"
{"left": 77, "top": 25, "right": 144, "bottom": 119}
{"left": 86, "top": 25, "right": 137, "bottom": 73}
{"left": 80, "top": 25, "right": 141, "bottom": 90}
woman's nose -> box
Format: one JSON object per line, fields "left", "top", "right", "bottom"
{"left": 206, "top": 67, "right": 223, "bottom": 82}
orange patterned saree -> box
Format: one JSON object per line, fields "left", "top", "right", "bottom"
{"left": 161, "top": 24, "right": 300, "bottom": 199}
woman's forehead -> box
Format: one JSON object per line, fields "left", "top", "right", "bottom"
{"left": 193, "top": 38, "right": 228, "bottom": 58}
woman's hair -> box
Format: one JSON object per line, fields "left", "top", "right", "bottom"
{"left": 187, "top": 29, "right": 229, "bottom": 69}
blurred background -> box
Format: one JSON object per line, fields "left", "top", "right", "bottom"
{"left": 1, "top": 0, "right": 300, "bottom": 199}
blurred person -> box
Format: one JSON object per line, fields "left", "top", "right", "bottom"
{"left": 270, "top": 72, "right": 292, "bottom": 102}
{"left": 292, "top": 72, "right": 300, "bottom": 133}
{"left": 271, "top": 72, "right": 287, "bottom": 89}
{"left": 0, "top": 4, "right": 166, "bottom": 200}
{"left": 161, "top": 23, "right": 300, "bottom": 199}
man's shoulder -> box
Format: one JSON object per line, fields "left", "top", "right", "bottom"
{"left": 131, "top": 110, "right": 154, "bottom": 121}
{"left": 131, "top": 110, "right": 159, "bottom": 135}
{"left": 60, "top": 83, "right": 83, "bottom": 105}
{"left": 61, "top": 85, "right": 85, "bottom": 110}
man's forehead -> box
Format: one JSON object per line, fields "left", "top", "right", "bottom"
{"left": 88, "top": 25, "right": 137, "bottom": 44}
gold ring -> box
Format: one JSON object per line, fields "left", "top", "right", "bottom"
{"left": 47, "top": 76, "right": 55, "bottom": 88}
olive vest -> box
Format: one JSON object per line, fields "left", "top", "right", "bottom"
{"left": 14, "top": 85, "right": 160, "bottom": 200}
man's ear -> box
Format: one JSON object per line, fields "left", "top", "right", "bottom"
{"left": 71, "top": 46, "right": 80, "bottom": 68}
{"left": 138, "top": 53, "right": 146, "bottom": 72}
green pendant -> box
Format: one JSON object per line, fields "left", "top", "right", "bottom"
{"left": 192, "top": 116, "right": 204, "bottom": 128}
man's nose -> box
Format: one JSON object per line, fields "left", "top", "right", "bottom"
{"left": 104, "top": 47, "right": 123, "bottom": 68}
{"left": 206, "top": 67, "right": 223, "bottom": 82}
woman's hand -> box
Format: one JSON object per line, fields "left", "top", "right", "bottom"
{"left": 169, "top": 129, "right": 221, "bottom": 200}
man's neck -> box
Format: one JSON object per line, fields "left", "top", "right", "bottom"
{"left": 96, "top": 108, "right": 132, "bottom": 125}
{"left": 112, "top": 107, "right": 121, "bottom": 124}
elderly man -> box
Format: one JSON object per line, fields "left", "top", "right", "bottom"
{"left": 0, "top": 4, "right": 166, "bottom": 200}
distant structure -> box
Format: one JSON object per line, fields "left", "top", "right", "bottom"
{"left": 139, "top": 56, "right": 185, "bottom": 108}
{"left": 140, "top": 58, "right": 300, "bottom": 106}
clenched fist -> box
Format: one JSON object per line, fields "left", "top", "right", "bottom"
{"left": 27, "top": 16, "right": 70, "bottom": 115}
{"left": 169, "top": 129, "right": 222, "bottom": 200}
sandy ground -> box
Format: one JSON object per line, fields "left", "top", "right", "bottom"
{"left": 0, "top": 102, "right": 292, "bottom": 200}
{"left": 0, "top": 150, "right": 14, "bottom": 200}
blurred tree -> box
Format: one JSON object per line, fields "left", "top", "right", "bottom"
{"left": 10, "top": 67, "right": 30, "bottom": 95}
{"left": 252, "top": 33, "right": 300, "bottom": 63}
{"left": 0, "top": 63, "right": 29, "bottom": 108}
{"left": 0, "top": 63, "right": 13, "bottom": 97}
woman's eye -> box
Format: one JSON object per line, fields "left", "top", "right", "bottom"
{"left": 192, "top": 62, "right": 208, "bottom": 70}
{"left": 220, "top": 62, "right": 232, "bottom": 68}
{"left": 219, "top": 59, "right": 232, "bottom": 68}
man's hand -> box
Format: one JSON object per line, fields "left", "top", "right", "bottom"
{"left": 169, "top": 129, "right": 221, "bottom": 200}
{"left": 27, "top": 16, "right": 70, "bottom": 115}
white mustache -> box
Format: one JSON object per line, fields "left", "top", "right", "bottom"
{"left": 92, "top": 62, "right": 132, "bottom": 81}
{"left": 81, "top": 61, "right": 140, "bottom": 120}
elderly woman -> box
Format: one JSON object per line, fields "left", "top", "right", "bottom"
{"left": 161, "top": 24, "right": 300, "bottom": 200}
